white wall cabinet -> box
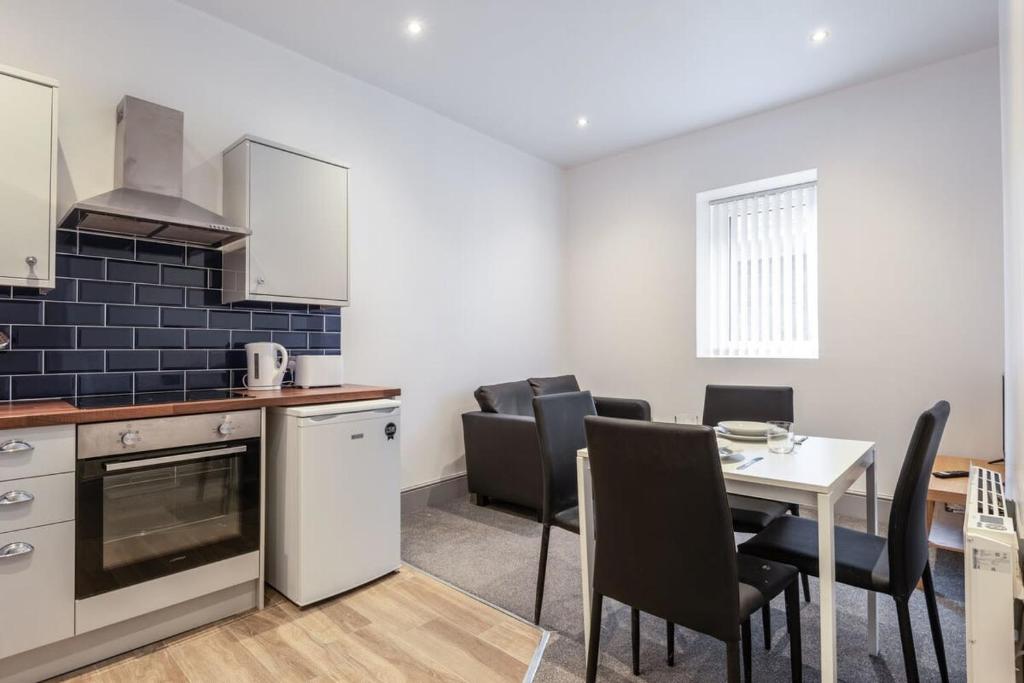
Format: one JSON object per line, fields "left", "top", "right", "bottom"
{"left": 222, "top": 136, "right": 349, "bottom": 306}
{"left": 0, "top": 65, "right": 58, "bottom": 289}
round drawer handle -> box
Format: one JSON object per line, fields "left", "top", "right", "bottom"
{"left": 25, "top": 255, "right": 38, "bottom": 267}
{"left": 0, "top": 542, "right": 34, "bottom": 559}
{"left": 0, "top": 440, "right": 34, "bottom": 455}
{"left": 0, "top": 490, "right": 34, "bottom": 505}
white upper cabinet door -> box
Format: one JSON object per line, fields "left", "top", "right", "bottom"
{"left": 0, "top": 66, "right": 57, "bottom": 287}
{"left": 248, "top": 141, "right": 349, "bottom": 303}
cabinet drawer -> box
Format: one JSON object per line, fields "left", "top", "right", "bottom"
{"left": 0, "top": 472, "right": 74, "bottom": 534}
{"left": 0, "top": 521, "right": 75, "bottom": 659}
{"left": 0, "top": 424, "right": 75, "bottom": 482}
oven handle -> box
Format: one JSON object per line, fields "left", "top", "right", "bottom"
{"left": 103, "top": 445, "right": 248, "bottom": 473}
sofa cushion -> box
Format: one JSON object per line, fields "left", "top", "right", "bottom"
{"left": 528, "top": 374, "right": 581, "bottom": 396}
{"left": 474, "top": 380, "right": 536, "bottom": 416}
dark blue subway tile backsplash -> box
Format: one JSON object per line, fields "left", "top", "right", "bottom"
{"left": 106, "top": 350, "right": 159, "bottom": 372}
{"left": 45, "top": 302, "right": 104, "bottom": 326}
{"left": 14, "top": 325, "right": 75, "bottom": 349}
{"left": 46, "top": 351, "right": 104, "bottom": 373}
{"left": 137, "top": 284, "right": 185, "bottom": 307}
{"left": 0, "top": 351, "right": 42, "bottom": 375}
{"left": 79, "top": 280, "right": 134, "bottom": 304}
{"left": 12, "top": 374, "right": 75, "bottom": 400}
{"left": 0, "top": 230, "right": 342, "bottom": 402}
{"left": 107, "top": 260, "right": 160, "bottom": 284}
{"left": 57, "top": 255, "right": 104, "bottom": 280}
{"left": 0, "top": 300, "right": 43, "bottom": 324}
{"left": 79, "top": 233, "right": 134, "bottom": 259}
{"left": 79, "top": 326, "right": 133, "bottom": 349}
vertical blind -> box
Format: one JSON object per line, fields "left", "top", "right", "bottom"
{"left": 697, "top": 181, "right": 819, "bottom": 358}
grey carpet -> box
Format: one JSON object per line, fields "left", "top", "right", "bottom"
{"left": 402, "top": 498, "right": 966, "bottom": 682}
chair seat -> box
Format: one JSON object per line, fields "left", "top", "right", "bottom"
{"left": 552, "top": 506, "right": 580, "bottom": 534}
{"left": 728, "top": 494, "right": 791, "bottom": 533}
{"left": 737, "top": 515, "right": 890, "bottom": 594}
{"left": 736, "top": 554, "right": 798, "bottom": 619}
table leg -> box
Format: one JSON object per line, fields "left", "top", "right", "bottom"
{"left": 865, "top": 451, "right": 878, "bottom": 656}
{"left": 818, "top": 490, "right": 838, "bottom": 683}
{"left": 577, "top": 454, "right": 596, "bottom": 653}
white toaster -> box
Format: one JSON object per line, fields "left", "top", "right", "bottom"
{"left": 294, "top": 355, "right": 344, "bottom": 388}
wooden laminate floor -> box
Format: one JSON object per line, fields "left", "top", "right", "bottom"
{"left": 53, "top": 566, "right": 545, "bottom": 683}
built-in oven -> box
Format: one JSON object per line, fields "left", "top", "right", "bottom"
{"left": 75, "top": 410, "right": 261, "bottom": 600}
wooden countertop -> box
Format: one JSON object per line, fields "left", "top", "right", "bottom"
{"left": 0, "top": 385, "right": 401, "bottom": 430}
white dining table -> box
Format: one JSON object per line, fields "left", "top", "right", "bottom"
{"left": 576, "top": 434, "right": 877, "bottom": 683}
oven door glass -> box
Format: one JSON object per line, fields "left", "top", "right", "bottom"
{"left": 76, "top": 439, "right": 260, "bottom": 599}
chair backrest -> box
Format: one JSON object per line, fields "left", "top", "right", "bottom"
{"left": 702, "top": 384, "right": 794, "bottom": 427}
{"left": 533, "top": 391, "right": 597, "bottom": 521}
{"left": 529, "top": 374, "right": 581, "bottom": 396}
{"left": 474, "top": 380, "right": 535, "bottom": 416}
{"left": 886, "top": 401, "right": 950, "bottom": 598}
{"left": 584, "top": 416, "right": 740, "bottom": 642}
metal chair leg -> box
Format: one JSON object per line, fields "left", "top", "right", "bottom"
{"left": 761, "top": 604, "right": 771, "bottom": 649}
{"left": 741, "top": 619, "right": 752, "bottom": 683}
{"left": 785, "top": 580, "right": 802, "bottom": 683}
{"left": 631, "top": 607, "right": 640, "bottom": 675}
{"left": 894, "top": 596, "right": 920, "bottom": 683}
{"left": 533, "top": 524, "right": 550, "bottom": 625}
{"left": 921, "top": 563, "right": 950, "bottom": 683}
{"left": 585, "top": 593, "right": 603, "bottom": 683}
{"left": 726, "top": 640, "right": 741, "bottom": 683}
{"left": 666, "top": 620, "right": 675, "bottom": 666}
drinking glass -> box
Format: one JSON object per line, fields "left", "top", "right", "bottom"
{"left": 766, "top": 420, "right": 795, "bottom": 454}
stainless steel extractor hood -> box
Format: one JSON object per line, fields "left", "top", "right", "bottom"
{"left": 58, "top": 96, "right": 249, "bottom": 247}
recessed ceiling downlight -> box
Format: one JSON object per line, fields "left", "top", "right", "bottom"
{"left": 576, "top": 116, "right": 589, "bottom": 129}
{"left": 810, "top": 28, "right": 830, "bottom": 43}
{"left": 407, "top": 19, "right": 424, "bottom": 36}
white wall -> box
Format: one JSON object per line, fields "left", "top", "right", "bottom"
{"left": 0, "top": 0, "right": 566, "bottom": 490}
{"left": 1002, "top": 1, "right": 1024, "bottom": 509}
{"left": 565, "top": 49, "right": 1004, "bottom": 499}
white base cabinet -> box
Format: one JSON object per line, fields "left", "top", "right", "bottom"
{"left": 0, "top": 521, "right": 75, "bottom": 660}
{"left": 222, "top": 136, "right": 349, "bottom": 307}
{"left": 0, "top": 425, "right": 75, "bottom": 660}
{"left": 0, "top": 64, "right": 58, "bottom": 288}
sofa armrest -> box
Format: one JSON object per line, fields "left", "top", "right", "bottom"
{"left": 594, "top": 396, "right": 652, "bottom": 421}
{"left": 461, "top": 412, "right": 543, "bottom": 510}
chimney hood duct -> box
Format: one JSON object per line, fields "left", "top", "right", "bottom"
{"left": 58, "top": 96, "right": 249, "bottom": 247}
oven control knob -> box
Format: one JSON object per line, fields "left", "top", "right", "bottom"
{"left": 120, "top": 430, "right": 142, "bottom": 447}
{"left": 217, "top": 421, "right": 236, "bottom": 436}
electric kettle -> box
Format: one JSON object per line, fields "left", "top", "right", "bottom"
{"left": 244, "top": 342, "right": 289, "bottom": 390}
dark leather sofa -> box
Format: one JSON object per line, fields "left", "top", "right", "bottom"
{"left": 461, "top": 374, "right": 651, "bottom": 515}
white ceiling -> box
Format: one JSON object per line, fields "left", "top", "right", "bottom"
{"left": 177, "top": 0, "right": 998, "bottom": 167}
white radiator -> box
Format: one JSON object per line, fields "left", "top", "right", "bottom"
{"left": 964, "top": 466, "right": 1022, "bottom": 682}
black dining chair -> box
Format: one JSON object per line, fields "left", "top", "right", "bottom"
{"left": 533, "top": 390, "right": 674, "bottom": 672}
{"left": 531, "top": 390, "right": 596, "bottom": 626}
{"left": 704, "top": 384, "right": 809, "bottom": 648}
{"left": 583, "top": 416, "right": 802, "bottom": 683}
{"left": 738, "top": 401, "right": 951, "bottom": 683}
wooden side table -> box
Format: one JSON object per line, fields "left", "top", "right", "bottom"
{"left": 926, "top": 454, "right": 1005, "bottom": 552}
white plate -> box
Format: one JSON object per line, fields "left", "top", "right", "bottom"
{"left": 715, "top": 429, "right": 767, "bottom": 443}
{"left": 718, "top": 420, "right": 770, "bottom": 436}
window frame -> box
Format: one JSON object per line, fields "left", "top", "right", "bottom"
{"left": 695, "top": 169, "right": 819, "bottom": 360}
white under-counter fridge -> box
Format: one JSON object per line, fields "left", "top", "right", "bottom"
{"left": 266, "top": 399, "right": 401, "bottom": 606}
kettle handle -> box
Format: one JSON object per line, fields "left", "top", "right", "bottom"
{"left": 272, "top": 343, "right": 289, "bottom": 384}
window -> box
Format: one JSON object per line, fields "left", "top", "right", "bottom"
{"left": 696, "top": 170, "right": 818, "bottom": 359}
